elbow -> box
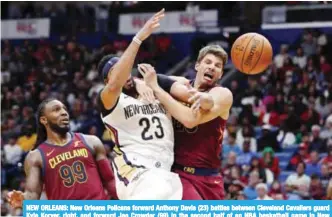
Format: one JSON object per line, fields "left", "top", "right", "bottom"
{"left": 182, "top": 118, "right": 198, "bottom": 129}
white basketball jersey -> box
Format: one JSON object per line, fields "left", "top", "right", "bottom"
{"left": 101, "top": 93, "right": 175, "bottom": 172}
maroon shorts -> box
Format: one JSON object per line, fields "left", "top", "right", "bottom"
{"left": 174, "top": 169, "right": 225, "bottom": 200}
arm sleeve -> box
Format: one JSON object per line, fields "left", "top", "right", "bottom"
{"left": 96, "top": 158, "right": 117, "bottom": 199}
{"left": 157, "top": 74, "right": 176, "bottom": 94}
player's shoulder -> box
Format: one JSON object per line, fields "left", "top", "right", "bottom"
{"left": 79, "top": 133, "right": 99, "bottom": 142}
{"left": 25, "top": 149, "right": 43, "bottom": 165}
{"left": 79, "top": 134, "right": 103, "bottom": 147}
{"left": 209, "top": 86, "right": 233, "bottom": 103}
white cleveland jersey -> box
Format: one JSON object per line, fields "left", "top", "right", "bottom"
{"left": 101, "top": 93, "right": 175, "bottom": 176}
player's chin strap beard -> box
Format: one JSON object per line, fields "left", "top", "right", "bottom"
{"left": 123, "top": 77, "right": 138, "bottom": 98}
{"left": 48, "top": 121, "right": 70, "bottom": 138}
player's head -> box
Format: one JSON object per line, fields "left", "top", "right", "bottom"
{"left": 97, "top": 54, "right": 135, "bottom": 92}
{"left": 35, "top": 98, "right": 70, "bottom": 149}
{"left": 195, "top": 45, "right": 228, "bottom": 89}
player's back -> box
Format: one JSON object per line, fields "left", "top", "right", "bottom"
{"left": 37, "top": 133, "right": 108, "bottom": 200}
{"left": 173, "top": 116, "right": 226, "bottom": 169}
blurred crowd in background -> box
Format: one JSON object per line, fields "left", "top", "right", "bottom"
{"left": 1, "top": 1, "right": 332, "bottom": 216}
{"left": 221, "top": 29, "right": 332, "bottom": 200}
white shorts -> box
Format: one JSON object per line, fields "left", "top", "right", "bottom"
{"left": 113, "top": 167, "right": 183, "bottom": 200}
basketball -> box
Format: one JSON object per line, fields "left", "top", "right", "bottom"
{"left": 231, "top": 33, "right": 273, "bottom": 75}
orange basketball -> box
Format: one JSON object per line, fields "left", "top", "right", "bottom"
{"left": 231, "top": 33, "right": 273, "bottom": 75}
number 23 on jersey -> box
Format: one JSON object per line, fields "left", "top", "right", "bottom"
{"left": 139, "top": 116, "right": 164, "bottom": 140}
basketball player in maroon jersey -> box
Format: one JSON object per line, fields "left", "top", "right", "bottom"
{"left": 138, "top": 45, "right": 232, "bottom": 200}
{"left": 7, "top": 98, "right": 116, "bottom": 208}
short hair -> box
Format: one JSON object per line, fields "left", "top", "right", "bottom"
{"left": 196, "top": 45, "right": 228, "bottom": 66}
{"left": 255, "top": 183, "right": 268, "bottom": 191}
{"left": 297, "top": 161, "right": 306, "bottom": 170}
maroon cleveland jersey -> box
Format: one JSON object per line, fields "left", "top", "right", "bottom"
{"left": 173, "top": 110, "right": 226, "bottom": 169}
{"left": 37, "top": 133, "right": 108, "bottom": 200}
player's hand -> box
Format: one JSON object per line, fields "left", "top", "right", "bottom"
{"left": 7, "top": 190, "right": 24, "bottom": 209}
{"left": 188, "top": 89, "right": 214, "bottom": 114}
{"left": 135, "top": 9, "right": 165, "bottom": 42}
{"left": 135, "top": 78, "right": 156, "bottom": 104}
{"left": 137, "top": 64, "right": 159, "bottom": 90}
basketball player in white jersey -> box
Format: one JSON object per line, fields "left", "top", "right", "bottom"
{"left": 96, "top": 9, "right": 182, "bottom": 200}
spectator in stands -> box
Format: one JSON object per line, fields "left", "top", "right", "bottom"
{"left": 320, "top": 164, "right": 331, "bottom": 190}
{"left": 255, "top": 183, "right": 273, "bottom": 200}
{"left": 281, "top": 57, "right": 295, "bottom": 75}
{"left": 301, "top": 106, "right": 321, "bottom": 130}
{"left": 274, "top": 92, "right": 286, "bottom": 115}
{"left": 260, "top": 147, "right": 280, "bottom": 179}
{"left": 1, "top": 152, "right": 6, "bottom": 187}
{"left": 319, "top": 55, "right": 331, "bottom": 75}
{"left": 285, "top": 103, "right": 302, "bottom": 133}
{"left": 222, "top": 151, "right": 238, "bottom": 173}
{"left": 305, "top": 150, "right": 322, "bottom": 176}
{"left": 268, "top": 180, "right": 286, "bottom": 200}
{"left": 320, "top": 114, "right": 332, "bottom": 140}
{"left": 236, "top": 191, "right": 247, "bottom": 200}
{"left": 226, "top": 180, "right": 245, "bottom": 200}
{"left": 16, "top": 123, "right": 36, "bottom": 152}
{"left": 274, "top": 44, "right": 289, "bottom": 69}
{"left": 259, "top": 101, "right": 280, "bottom": 127}
{"left": 288, "top": 142, "right": 310, "bottom": 170}
{"left": 238, "top": 105, "right": 258, "bottom": 127}
{"left": 285, "top": 162, "right": 311, "bottom": 200}
{"left": 277, "top": 122, "right": 296, "bottom": 149}
{"left": 309, "top": 174, "right": 325, "bottom": 200}
{"left": 2, "top": 135, "right": 24, "bottom": 190}
{"left": 315, "top": 96, "right": 331, "bottom": 120}
{"left": 236, "top": 138, "right": 256, "bottom": 168}
{"left": 247, "top": 156, "right": 269, "bottom": 184}
{"left": 301, "top": 32, "right": 317, "bottom": 56}
{"left": 236, "top": 116, "right": 257, "bottom": 152}
{"left": 243, "top": 171, "right": 261, "bottom": 200}
{"left": 292, "top": 47, "right": 307, "bottom": 69}
{"left": 3, "top": 136, "right": 22, "bottom": 166}
{"left": 257, "top": 124, "right": 280, "bottom": 152}
{"left": 223, "top": 152, "right": 241, "bottom": 188}
{"left": 289, "top": 94, "right": 307, "bottom": 118}
{"left": 320, "top": 145, "right": 332, "bottom": 165}
{"left": 223, "top": 132, "right": 242, "bottom": 158}
{"left": 230, "top": 80, "right": 242, "bottom": 107}
{"left": 309, "top": 125, "right": 327, "bottom": 153}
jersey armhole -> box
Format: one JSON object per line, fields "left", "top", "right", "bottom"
{"left": 36, "top": 148, "right": 46, "bottom": 178}
{"left": 77, "top": 133, "right": 95, "bottom": 155}
{"left": 97, "top": 90, "right": 120, "bottom": 117}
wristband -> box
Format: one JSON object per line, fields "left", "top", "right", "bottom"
{"left": 133, "top": 36, "right": 142, "bottom": 45}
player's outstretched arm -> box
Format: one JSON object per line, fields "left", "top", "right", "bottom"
{"left": 83, "top": 135, "right": 117, "bottom": 199}
{"left": 7, "top": 151, "right": 43, "bottom": 208}
{"left": 138, "top": 64, "right": 233, "bottom": 128}
{"left": 100, "top": 9, "right": 165, "bottom": 110}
